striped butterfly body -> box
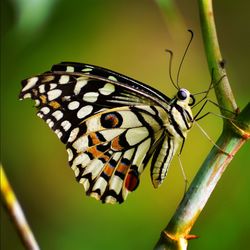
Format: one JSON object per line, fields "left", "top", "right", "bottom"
{"left": 19, "top": 62, "right": 195, "bottom": 204}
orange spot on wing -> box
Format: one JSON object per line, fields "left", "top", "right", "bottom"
{"left": 109, "top": 115, "right": 119, "bottom": 127}
{"left": 111, "top": 137, "right": 123, "bottom": 151}
{"left": 88, "top": 147, "right": 103, "bottom": 158}
{"left": 99, "top": 155, "right": 110, "bottom": 162}
{"left": 49, "top": 101, "right": 61, "bottom": 109}
{"left": 103, "top": 163, "right": 115, "bottom": 177}
{"left": 40, "top": 95, "right": 47, "bottom": 104}
{"left": 117, "top": 162, "right": 129, "bottom": 175}
{"left": 89, "top": 133, "right": 102, "bottom": 145}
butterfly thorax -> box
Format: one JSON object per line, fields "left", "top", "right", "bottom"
{"left": 164, "top": 88, "right": 193, "bottom": 139}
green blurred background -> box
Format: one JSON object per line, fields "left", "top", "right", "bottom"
{"left": 1, "top": 0, "right": 249, "bottom": 249}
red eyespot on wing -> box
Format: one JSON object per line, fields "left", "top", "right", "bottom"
{"left": 125, "top": 169, "right": 139, "bottom": 192}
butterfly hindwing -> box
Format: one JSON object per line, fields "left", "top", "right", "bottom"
{"left": 66, "top": 106, "right": 167, "bottom": 203}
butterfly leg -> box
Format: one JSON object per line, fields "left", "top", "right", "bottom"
{"left": 193, "top": 98, "right": 237, "bottom": 121}
{"left": 193, "top": 121, "right": 233, "bottom": 157}
{"left": 178, "top": 138, "right": 189, "bottom": 195}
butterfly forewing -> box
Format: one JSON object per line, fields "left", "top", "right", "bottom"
{"left": 19, "top": 62, "right": 193, "bottom": 204}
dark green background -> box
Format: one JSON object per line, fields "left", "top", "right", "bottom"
{"left": 1, "top": 1, "right": 249, "bottom": 249}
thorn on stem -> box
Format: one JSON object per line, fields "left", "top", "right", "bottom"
{"left": 185, "top": 234, "right": 199, "bottom": 240}
{"left": 219, "top": 59, "right": 226, "bottom": 68}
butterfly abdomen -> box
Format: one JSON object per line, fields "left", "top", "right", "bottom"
{"left": 150, "top": 92, "right": 194, "bottom": 188}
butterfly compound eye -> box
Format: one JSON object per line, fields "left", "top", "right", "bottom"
{"left": 177, "top": 89, "right": 187, "bottom": 100}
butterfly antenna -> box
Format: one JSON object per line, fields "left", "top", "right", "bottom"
{"left": 165, "top": 49, "right": 179, "bottom": 90}
{"left": 176, "top": 29, "right": 194, "bottom": 85}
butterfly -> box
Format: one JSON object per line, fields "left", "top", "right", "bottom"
{"left": 19, "top": 62, "right": 196, "bottom": 204}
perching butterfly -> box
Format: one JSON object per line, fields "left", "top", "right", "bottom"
{"left": 19, "top": 61, "right": 196, "bottom": 204}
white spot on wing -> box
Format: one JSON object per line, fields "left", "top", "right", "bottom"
{"left": 74, "top": 167, "right": 80, "bottom": 177}
{"left": 108, "top": 75, "right": 117, "bottom": 81}
{"left": 74, "top": 77, "right": 88, "bottom": 95}
{"left": 100, "top": 129, "right": 125, "bottom": 141}
{"left": 22, "top": 77, "right": 38, "bottom": 91}
{"left": 85, "top": 117, "right": 101, "bottom": 132}
{"left": 46, "top": 118, "right": 51, "bottom": 124}
{"left": 105, "top": 196, "right": 117, "bottom": 204}
{"left": 123, "top": 148, "right": 135, "bottom": 160}
{"left": 48, "top": 120, "right": 54, "bottom": 128}
{"left": 59, "top": 75, "right": 70, "bottom": 84}
{"left": 23, "top": 93, "right": 32, "bottom": 99}
{"left": 77, "top": 105, "right": 93, "bottom": 119}
{"left": 66, "top": 66, "right": 74, "bottom": 72}
{"left": 109, "top": 175, "right": 123, "bottom": 194}
{"left": 35, "top": 99, "right": 40, "bottom": 106}
{"left": 80, "top": 178, "right": 90, "bottom": 191}
{"left": 38, "top": 84, "right": 45, "bottom": 93}
{"left": 119, "top": 110, "right": 142, "bottom": 127}
{"left": 61, "top": 120, "right": 71, "bottom": 131}
{"left": 52, "top": 110, "right": 63, "bottom": 121}
{"left": 55, "top": 129, "right": 63, "bottom": 139}
{"left": 40, "top": 107, "right": 50, "bottom": 114}
{"left": 37, "top": 113, "right": 43, "bottom": 118}
{"left": 82, "top": 67, "right": 93, "bottom": 72}
{"left": 83, "top": 92, "right": 99, "bottom": 103}
{"left": 73, "top": 153, "right": 91, "bottom": 167}
{"left": 99, "top": 83, "right": 115, "bottom": 96}
{"left": 83, "top": 159, "right": 104, "bottom": 179}
{"left": 62, "top": 96, "right": 71, "bottom": 101}
{"left": 112, "top": 152, "right": 122, "bottom": 161}
{"left": 126, "top": 127, "right": 149, "bottom": 146}
{"left": 68, "top": 127, "right": 79, "bottom": 142}
{"left": 92, "top": 177, "right": 107, "bottom": 195}
{"left": 49, "top": 83, "right": 57, "bottom": 89}
{"left": 67, "top": 148, "right": 73, "bottom": 161}
{"left": 47, "top": 89, "right": 62, "bottom": 101}
{"left": 73, "top": 135, "right": 89, "bottom": 152}
{"left": 132, "top": 138, "right": 151, "bottom": 173}
{"left": 68, "top": 101, "right": 80, "bottom": 110}
{"left": 90, "top": 192, "right": 100, "bottom": 200}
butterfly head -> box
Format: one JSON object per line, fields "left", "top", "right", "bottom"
{"left": 176, "top": 88, "right": 195, "bottom": 107}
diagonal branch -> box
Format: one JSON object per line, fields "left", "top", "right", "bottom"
{"left": 1, "top": 165, "right": 40, "bottom": 250}
{"left": 153, "top": 0, "right": 250, "bottom": 249}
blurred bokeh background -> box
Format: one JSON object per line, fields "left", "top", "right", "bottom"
{"left": 1, "top": 0, "right": 249, "bottom": 249}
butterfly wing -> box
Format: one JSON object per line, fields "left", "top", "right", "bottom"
{"left": 19, "top": 62, "right": 170, "bottom": 203}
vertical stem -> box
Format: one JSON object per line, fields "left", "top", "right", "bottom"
{"left": 198, "top": 0, "right": 237, "bottom": 116}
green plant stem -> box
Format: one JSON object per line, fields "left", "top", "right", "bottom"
{"left": 198, "top": 0, "right": 238, "bottom": 117}
{"left": 153, "top": 0, "right": 250, "bottom": 249}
